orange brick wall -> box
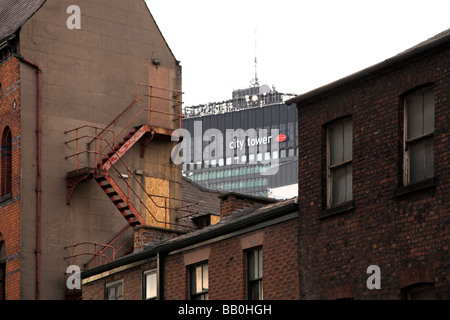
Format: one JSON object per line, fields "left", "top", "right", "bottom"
{"left": 0, "top": 52, "right": 22, "bottom": 300}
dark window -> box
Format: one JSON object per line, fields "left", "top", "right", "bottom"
{"left": 1, "top": 127, "right": 12, "bottom": 198}
{"left": 327, "top": 119, "right": 352, "bottom": 207}
{"left": 0, "top": 239, "right": 5, "bottom": 300}
{"left": 403, "top": 283, "right": 436, "bottom": 300}
{"left": 247, "top": 248, "right": 263, "bottom": 300}
{"left": 189, "top": 263, "right": 208, "bottom": 300}
{"left": 105, "top": 280, "right": 123, "bottom": 300}
{"left": 404, "top": 90, "right": 435, "bottom": 184}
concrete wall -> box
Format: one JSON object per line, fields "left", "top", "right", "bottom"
{"left": 18, "top": 0, "right": 182, "bottom": 299}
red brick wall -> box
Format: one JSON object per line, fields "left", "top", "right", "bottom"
{"left": 297, "top": 47, "right": 450, "bottom": 299}
{"left": 0, "top": 52, "right": 22, "bottom": 300}
{"left": 82, "top": 217, "right": 299, "bottom": 300}
{"left": 220, "top": 193, "right": 275, "bottom": 218}
{"left": 163, "top": 218, "right": 299, "bottom": 300}
{"left": 82, "top": 259, "right": 157, "bottom": 300}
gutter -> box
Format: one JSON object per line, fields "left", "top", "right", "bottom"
{"left": 81, "top": 199, "right": 298, "bottom": 280}
{"left": 14, "top": 53, "right": 42, "bottom": 300}
{"left": 286, "top": 29, "right": 450, "bottom": 106}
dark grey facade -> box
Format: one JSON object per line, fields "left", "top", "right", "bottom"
{"left": 182, "top": 86, "right": 298, "bottom": 198}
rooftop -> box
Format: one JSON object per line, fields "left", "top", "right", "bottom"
{"left": 0, "top": 0, "right": 46, "bottom": 43}
{"left": 286, "top": 28, "right": 450, "bottom": 107}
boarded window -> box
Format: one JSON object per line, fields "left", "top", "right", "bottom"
{"left": 145, "top": 177, "right": 170, "bottom": 227}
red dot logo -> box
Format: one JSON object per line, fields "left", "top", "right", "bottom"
{"left": 276, "top": 134, "right": 287, "bottom": 142}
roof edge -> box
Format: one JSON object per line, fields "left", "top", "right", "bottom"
{"left": 81, "top": 199, "right": 297, "bottom": 279}
{"left": 286, "top": 29, "right": 450, "bottom": 106}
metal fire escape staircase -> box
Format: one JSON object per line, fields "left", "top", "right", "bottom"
{"left": 63, "top": 84, "right": 197, "bottom": 267}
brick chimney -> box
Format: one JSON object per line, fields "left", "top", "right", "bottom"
{"left": 219, "top": 192, "right": 277, "bottom": 218}
{"left": 133, "top": 226, "right": 184, "bottom": 252}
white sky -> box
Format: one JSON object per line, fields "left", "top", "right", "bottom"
{"left": 146, "top": 0, "right": 450, "bottom": 107}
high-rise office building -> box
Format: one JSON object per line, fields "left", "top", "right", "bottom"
{"left": 182, "top": 85, "right": 298, "bottom": 198}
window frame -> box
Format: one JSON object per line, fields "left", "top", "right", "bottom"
{"left": 105, "top": 280, "right": 123, "bottom": 300}
{"left": 1, "top": 126, "right": 12, "bottom": 200}
{"left": 247, "top": 247, "right": 263, "bottom": 300}
{"left": 326, "top": 118, "right": 353, "bottom": 208}
{"left": 403, "top": 88, "right": 435, "bottom": 186}
{"left": 189, "top": 262, "right": 209, "bottom": 300}
{"left": 143, "top": 269, "right": 158, "bottom": 300}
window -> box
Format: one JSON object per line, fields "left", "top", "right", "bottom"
{"left": 105, "top": 280, "right": 123, "bottom": 300}
{"left": 0, "top": 238, "right": 5, "bottom": 300}
{"left": 327, "top": 119, "right": 352, "bottom": 207}
{"left": 404, "top": 89, "right": 435, "bottom": 184}
{"left": 1, "top": 127, "right": 12, "bottom": 198}
{"left": 403, "top": 283, "right": 436, "bottom": 300}
{"left": 247, "top": 248, "right": 263, "bottom": 300}
{"left": 143, "top": 270, "right": 157, "bottom": 300}
{"left": 189, "top": 263, "right": 208, "bottom": 300}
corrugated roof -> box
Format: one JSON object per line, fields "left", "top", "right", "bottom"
{"left": 0, "top": 0, "right": 46, "bottom": 42}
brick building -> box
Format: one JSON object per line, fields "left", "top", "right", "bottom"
{"left": 81, "top": 191, "right": 299, "bottom": 300}
{"left": 287, "top": 28, "right": 450, "bottom": 299}
{"left": 0, "top": 0, "right": 187, "bottom": 300}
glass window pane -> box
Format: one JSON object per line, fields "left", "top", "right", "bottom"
{"left": 330, "top": 124, "right": 343, "bottom": 165}
{"left": 258, "top": 250, "right": 263, "bottom": 279}
{"left": 332, "top": 166, "right": 346, "bottom": 204}
{"left": 343, "top": 120, "right": 353, "bottom": 162}
{"left": 146, "top": 272, "right": 157, "bottom": 299}
{"left": 346, "top": 163, "right": 353, "bottom": 201}
{"left": 410, "top": 139, "right": 426, "bottom": 183}
{"left": 407, "top": 95, "right": 423, "bottom": 140}
{"left": 202, "top": 265, "right": 208, "bottom": 291}
{"left": 423, "top": 91, "right": 435, "bottom": 134}
{"left": 196, "top": 266, "right": 202, "bottom": 294}
{"left": 425, "top": 137, "right": 434, "bottom": 179}
{"left": 248, "top": 252, "right": 254, "bottom": 279}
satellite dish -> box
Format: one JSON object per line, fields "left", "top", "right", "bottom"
{"left": 260, "top": 84, "right": 271, "bottom": 94}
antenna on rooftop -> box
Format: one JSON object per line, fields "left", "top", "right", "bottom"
{"left": 250, "top": 28, "right": 259, "bottom": 87}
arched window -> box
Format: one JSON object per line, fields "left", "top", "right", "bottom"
{"left": 1, "top": 127, "right": 12, "bottom": 198}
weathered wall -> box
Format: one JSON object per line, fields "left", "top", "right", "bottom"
{"left": 0, "top": 53, "right": 22, "bottom": 300}
{"left": 297, "top": 46, "right": 450, "bottom": 299}
{"left": 17, "top": 0, "right": 182, "bottom": 299}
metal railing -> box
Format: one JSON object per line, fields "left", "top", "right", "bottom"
{"left": 64, "top": 84, "right": 198, "bottom": 230}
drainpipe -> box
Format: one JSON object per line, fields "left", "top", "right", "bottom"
{"left": 14, "top": 53, "right": 42, "bottom": 300}
{"left": 157, "top": 252, "right": 162, "bottom": 300}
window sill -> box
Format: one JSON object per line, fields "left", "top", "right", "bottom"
{"left": 393, "top": 177, "right": 436, "bottom": 198}
{"left": 319, "top": 200, "right": 354, "bottom": 219}
{"left": 0, "top": 193, "right": 12, "bottom": 203}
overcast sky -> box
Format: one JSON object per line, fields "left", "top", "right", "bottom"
{"left": 146, "top": 0, "right": 450, "bottom": 107}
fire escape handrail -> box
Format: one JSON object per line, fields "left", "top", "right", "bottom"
{"left": 64, "top": 241, "right": 117, "bottom": 268}
{"left": 94, "top": 83, "right": 184, "bottom": 148}
{"left": 65, "top": 129, "right": 198, "bottom": 229}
